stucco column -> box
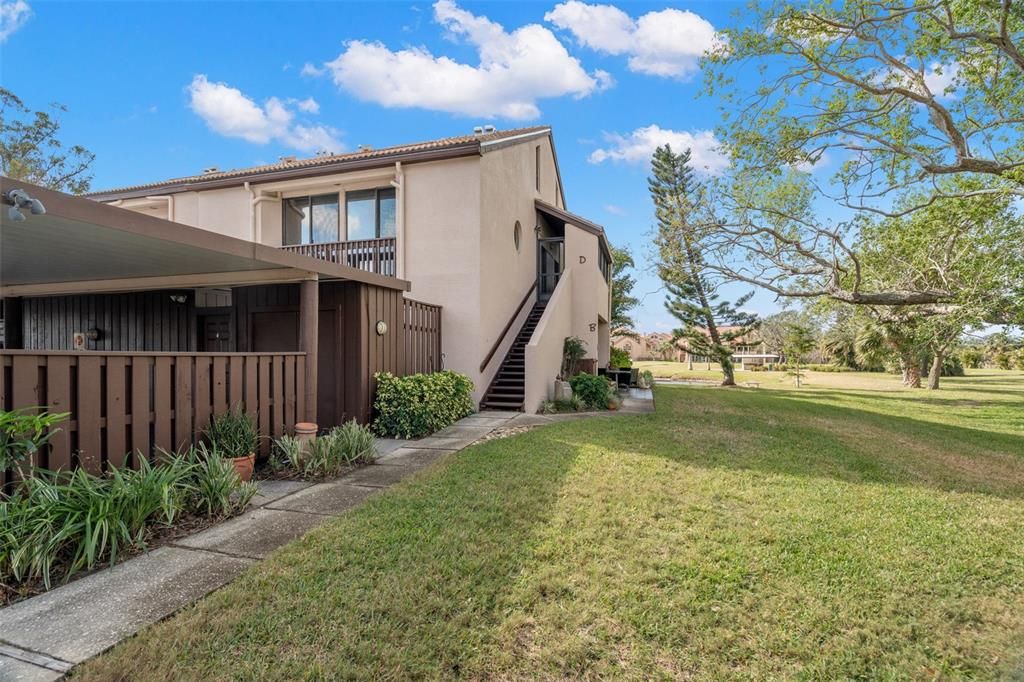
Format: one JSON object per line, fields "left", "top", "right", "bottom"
{"left": 299, "top": 279, "right": 319, "bottom": 424}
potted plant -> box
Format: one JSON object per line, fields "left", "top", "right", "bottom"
{"left": 205, "top": 408, "right": 259, "bottom": 481}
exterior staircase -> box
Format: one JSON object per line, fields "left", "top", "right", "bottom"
{"left": 480, "top": 302, "right": 546, "bottom": 411}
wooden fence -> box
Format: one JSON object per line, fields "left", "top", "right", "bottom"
{"left": 0, "top": 351, "right": 306, "bottom": 476}
{"left": 403, "top": 299, "right": 442, "bottom": 375}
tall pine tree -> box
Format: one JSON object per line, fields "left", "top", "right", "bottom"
{"left": 650, "top": 144, "right": 758, "bottom": 386}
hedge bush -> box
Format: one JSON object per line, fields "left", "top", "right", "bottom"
{"left": 569, "top": 373, "right": 616, "bottom": 410}
{"left": 373, "top": 371, "right": 475, "bottom": 439}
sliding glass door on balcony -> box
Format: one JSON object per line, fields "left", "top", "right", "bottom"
{"left": 283, "top": 194, "right": 340, "bottom": 246}
{"left": 280, "top": 189, "right": 397, "bottom": 277}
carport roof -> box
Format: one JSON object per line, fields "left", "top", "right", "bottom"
{"left": 0, "top": 177, "right": 409, "bottom": 296}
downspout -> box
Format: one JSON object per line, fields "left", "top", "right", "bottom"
{"left": 145, "top": 195, "right": 174, "bottom": 222}
{"left": 245, "top": 182, "right": 256, "bottom": 242}
{"left": 390, "top": 161, "right": 405, "bottom": 278}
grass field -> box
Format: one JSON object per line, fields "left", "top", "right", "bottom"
{"left": 77, "top": 371, "right": 1024, "bottom": 680}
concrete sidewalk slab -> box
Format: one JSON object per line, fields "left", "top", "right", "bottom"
{"left": 175, "top": 508, "right": 328, "bottom": 559}
{"left": 251, "top": 480, "right": 311, "bottom": 508}
{"left": 374, "top": 438, "right": 408, "bottom": 456}
{"left": 433, "top": 424, "right": 494, "bottom": 438}
{"left": 266, "top": 482, "right": 378, "bottom": 516}
{"left": 413, "top": 435, "right": 479, "bottom": 450}
{"left": 0, "top": 547, "right": 251, "bottom": 665}
{"left": 376, "top": 447, "right": 449, "bottom": 468}
{"left": 345, "top": 463, "right": 432, "bottom": 488}
{"left": 0, "top": 653, "right": 63, "bottom": 681}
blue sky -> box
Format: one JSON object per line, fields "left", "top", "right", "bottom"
{"left": 1, "top": 0, "right": 788, "bottom": 332}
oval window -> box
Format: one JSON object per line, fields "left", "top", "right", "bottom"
{"left": 513, "top": 220, "right": 522, "bottom": 252}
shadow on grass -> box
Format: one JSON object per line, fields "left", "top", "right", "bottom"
{"left": 616, "top": 384, "right": 1024, "bottom": 500}
{"left": 75, "top": 430, "right": 584, "bottom": 680}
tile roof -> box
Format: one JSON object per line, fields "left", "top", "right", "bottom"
{"left": 87, "top": 126, "right": 551, "bottom": 198}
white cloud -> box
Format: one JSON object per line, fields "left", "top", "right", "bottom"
{"left": 0, "top": 0, "right": 31, "bottom": 42}
{"left": 545, "top": 1, "right": 721, "bottom": 79}
{"left": 923, "top": 62, "right": 959, "bottom": 99}
{"left": 187, "top": 75, "right": 342, "bottom": 153}
{"left": 604, "top": 203, "right": 625, "bottom": 216}
{"left": 323, "top": 0, "right": 608, "bottom": 120}
{"left": 293, "top": 96, "right": 320, "bottom": 114}
{"left": 300, "top": 62, "right": 325, "bottom": 77}
{"left": 589, "top": 124, "right": 728, "bottom": 175}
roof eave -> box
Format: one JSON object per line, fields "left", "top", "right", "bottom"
{"left": 87, "top": 141, "right": 484, "bottom": 202}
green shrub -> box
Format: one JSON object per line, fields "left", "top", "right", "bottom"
{"left": 609, "top": 346, "right": 632, "bottom": 369}
{"left": 205, "top": 408, "right": 259, "bottom": 458}
{"left": 186, "top": 444, "right": 257, "bottom": 517}
{"left": 1, "top": 408, "right": 69, "bottom": 472}
{"left": 940, "top": 355, "right": 966, "bottom": 377}
{"left": 638, "top": 370, "right": 655, "bottom": 388}
{"left": 569, "top": 373, "right": 615, "bottom": 410}
{"left": 539, "top": 396, "right": 583, "bottom": 414}
{"left": 562, "top": 336, "right": 587, "bottom": 378}
{"left": 331, "top": 420, "right": 377, "bottom": 465}
{"left": 275, "top": 421, "right": 378, "bottom": 477}
{"left": 373, "top": 371, "right": 474, "bottom": 439}
{"left": 0, "top": 458, "right": 192, "bottom": 589}
{"left": 0, "top": 445, "right": 256, "bottom": 591}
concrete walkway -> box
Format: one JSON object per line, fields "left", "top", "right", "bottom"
{"left": 0, "top": 411, "right": 521, "bottom": 680}
{"left": 0, "top": 394, "right": 653, "bottom": 680}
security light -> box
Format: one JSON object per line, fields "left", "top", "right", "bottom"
{"left": 4, "top": 188, "right": 46, "bottom": 222}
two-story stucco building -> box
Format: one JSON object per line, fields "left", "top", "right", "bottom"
{"left": 10, "top": 125, "right": 611, "bottom": 420}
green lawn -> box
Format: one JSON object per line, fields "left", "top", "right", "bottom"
{"left": 77, "top": 371, "right": 1024, "bottom": 680}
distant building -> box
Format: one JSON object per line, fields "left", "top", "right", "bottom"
{"left": 613, "top": 327, "right": 780, "bottom": 368}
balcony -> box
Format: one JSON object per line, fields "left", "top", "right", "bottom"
{"left": 281, "top": 237, "right": 397, "bottom": 278}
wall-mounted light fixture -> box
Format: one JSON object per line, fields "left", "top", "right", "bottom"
{"left": 375, "top": 320, "right": 388, "bottom": 336}
{"left": 85, "top": 328, "right": 101, "bottom": 341}
{"left": 4, "top": 188, "right": 46, "bottom": 222}
{"left": 169, "top": 294, "right": 187, "bottom": 304}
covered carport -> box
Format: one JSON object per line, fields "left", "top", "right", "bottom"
{"left": 1, "top": 177, "right": 439, "bottom": 474}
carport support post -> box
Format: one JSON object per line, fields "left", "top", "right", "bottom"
{"left": 299, "top": 278, "right": 318, "bottom": 424}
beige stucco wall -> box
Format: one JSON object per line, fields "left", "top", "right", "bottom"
{"left": 477, "top": 138, "right": 561, "bottom": 392}
{"left": 524, "top": 267, "right": 574, "bottom": 413}
{"left": 563, "top": 224, "right": 610, "bottom": 363}
{"left": 401, "top": 156, "right": 484, "bottom": 399}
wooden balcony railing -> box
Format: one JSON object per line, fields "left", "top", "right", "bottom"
{"left": 281, "top": 237, "right": 397, "bottom": 277}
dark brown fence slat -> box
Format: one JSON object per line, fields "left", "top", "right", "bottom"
{"left": 258, "top": 356, "right": 270, "bottom": 455}
{"left": 77, "top": 356, "right": 102, "bottom": 473}
{"left": 271, "top": 355, "right": 284, "bottom": 439}
{"left": 152, "top": 356, "right": 173, "bottom": 455}
{"left": 213, "top": 356, "right": 228, "bottom": 415}
{"left": 284, "top": 355, "right": 296, "bottom": 429}
{"left": 296, "top": 355, "right": 306, "bottom": 423}
{"left": 174, "top": 356, "right": 193, "bottom": 452}
{"left": 106, "top": 356, "right": 128, "bottom": 469}
{"left": 228, "top": 355, "right": 243, "bottom": 412}
{"left": 45, "top": 355, "right": 72, "bottom": 471}
{"left": 194, "top": 356, "right": 212, "bottom": 437}
{"left": 244, "top": 356, "right": 258, "bottom": 419}
{"left": 401, "top": 299, "right": 442, "bottom": 376}
{"left": 131, "top": 356, "right": 151, "bottom": 465}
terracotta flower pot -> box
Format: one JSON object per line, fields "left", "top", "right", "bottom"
{"left": 230, "top": 453, "right": 256, "bottom": 482}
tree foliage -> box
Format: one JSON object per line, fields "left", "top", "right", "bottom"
{"left": 609, "top": 244, "right": 640, "bottom": 339}
{"left": 651, "top": 144, "right": 759, "bottom": 386}
{"left": 696, "top": 0, "right": 1024, "bottom": 310}
{"left": 0, "top": 88, "right": 94, "bottom": 194}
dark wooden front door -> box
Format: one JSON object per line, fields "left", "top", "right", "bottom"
{"left": 250, "top": 310, "right": 338, "bottom": 426}
{"left": 199, "top": 314, "right": 232, "bottom": 352}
